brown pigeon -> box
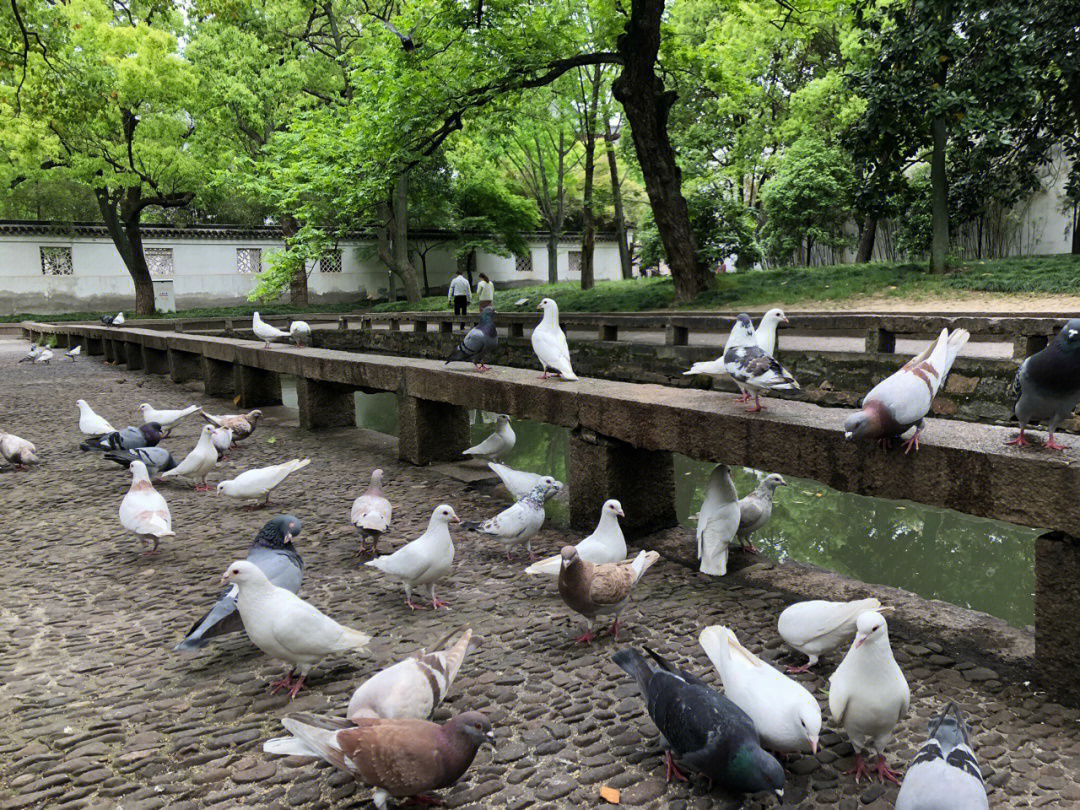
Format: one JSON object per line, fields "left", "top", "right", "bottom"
{"left": 263, "top": 711, "right": 494, "bottom": 809}
{"left": 557, "top": 545, "right": 659, "bottom": 644}
{"left": 200, "top": 409, "right": 262, "bottom": 443}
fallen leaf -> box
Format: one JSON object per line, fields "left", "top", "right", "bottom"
{"left": 234, "top": 395, "right": 241, "bottom": 405}
{"left": 267, "top": 437, "right": 277, "bottom": 444}
{"left": 600, "top": 786, "right": 620, "bottom": 804}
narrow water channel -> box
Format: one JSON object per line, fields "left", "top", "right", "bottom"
{"left": 280, "top": 377, "right": 1036, "bottom": 627}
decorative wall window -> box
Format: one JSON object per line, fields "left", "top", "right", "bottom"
{"left": 146, "top": 248, "right": 174, "bottom": 276}
{"left": 515, "top": 253, "right": 533, "bottom": 274}
{"left": 320, "top": 249, "right": 342, "bottom": 273}
{"left": 568, "top": 250, "right": 582, "bottom": 274}
{"left": 236, "top": 248, "right": 262, "bottom": 274}
{"left": 40, "top": 247, "right": 74, "bottom": 276}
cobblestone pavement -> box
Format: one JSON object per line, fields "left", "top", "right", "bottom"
{"left": 1, "top": 337, "right": 1078, "bottom": 810}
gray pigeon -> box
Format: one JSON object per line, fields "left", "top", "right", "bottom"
{"left": 723, "top": 314, "right": 800, "bottom": 412}
{"left": 18, "top": 345, "right": 41, "bottom": 363}
{"left": 174, "top": 515, "right": 303, "bottom": 653}
{"left": 735, "top": 473, "right": 786, "bottom": 553}
{"left": 612, "top": 646, "right": 785, "bottom": 797}
{"left": 80, "top": 422, "right": 164, "bottom": 452}
{"left": 1008, "top": 318, "right": 1080, "bottom": 450}
{"left": 104, "top": 446, "right": 178, "bottom": 477}
{"left": 446, "top": 307, "right": 497, "bottom": 371}
{"left": 895, "top": 702, "right": 988, "bottom": 810}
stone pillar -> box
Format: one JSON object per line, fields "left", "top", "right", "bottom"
{"left": 665, "top": 323, "right": 689, "bottom": 346}
{"left": 296, "top": 378, "right": 356, "bottom": 430}
{"left": 203, "top": 357, "right": 235, "bottom": 398}
{"left": 124, "top": 342, "right": 144, "bottom": 370}
{"left": 338, "top": 316, "right": 350, "bottom": 331}
{"left": 168, "top": 349, "right": 203, "bottom": 383}
{"left": 567, "top": 428, "right": 677, "bottom": 536}
{"left": 509, "top": 322, "right": 525, "bottom": 339}
{"left": 388, "top": 318, "right": 401, "bottom": 332}
{"left": 414, "top": 319, "right": 429, "bottom": 333}
{"left": 599, "top": 323, "right": 619, "bottom": 342}
{"left": 1035, "top": 531, "right": 1080, "bottom": 706}
{"left": 85, "top": 337, "right": 103, "bottom": 357}
{"left": 1014, "top": 334, "right": 1048, "bottom": 360}
{"left": 397, "top": 394, "right": 470, "bottom": 465}
{"left": 440, "top": 321, "right": 454, "bottom": 334}
{"left": 144, "top": 347, "right": 169, "bottom": 374}
{"left": 865, "top": 327, "right": 896, "bottom": 353}
{"left": 235, "top": 365, "right": 282, "bottom": 407}
{"left": 102, "top": 339, "right": 116, "bottom": 364}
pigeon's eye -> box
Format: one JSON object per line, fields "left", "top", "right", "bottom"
{"left": 474, "top": 722, "right": 482, "bottom": 730}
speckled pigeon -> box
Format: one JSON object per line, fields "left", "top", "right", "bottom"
{"left": 895, "top": 702, "right": 989, "bottom": 810}
{"left": 175, "top": 515, "right": 303, "bottom": 654}
{"left": 611, "top": 646, "right": 785, "bottom": 798}
{"left": 723, "top": 313, "right": 799, "bottom": 412}
{"left": 1007, "top": 318, "right": 1080, "bottom": 450}
{"left": 475, "top": 480, "right": 560, "bottom": 561}
{"left": 446, "top": 307, "right": 498, "bottom": 371}
{"left": 104, "top": 445, "right": 178, "bottom": 477}
{"left": 845, "top": 327, "right": 969, "bottom": 452}
{"left": 80, "top": 422, "right": 164, "bottom": 452}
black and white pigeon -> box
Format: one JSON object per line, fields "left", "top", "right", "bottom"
{"left": 1007, "top": 318, "right": 1080, "bottom": 451}
{"left": 174, "top": 515, "right": 304, "bottom": 654}
{"left": 446, "top": 307, "right": 498, "bottom": 372}
{"left": 18, "top": 345, "right": 41, "bottom": 363}
{"left": 100, "top": 311, "right": 124, "bottom": 326}
{"left": 80, "top": 422, "right": 164, "bottom": 452}
{"left": 845, "top": 328, "right": 969, "bottom": 453}
{"left": 895, "top": 702, "right": 989, "bottom": 810}
{"left": 104, "top": 445, "right": 178, "bottom": 477}
{"left": 723, "top": 313, "right": 799, "bottom": 412}
{"left": 611, "top": 646, "right": 785, "bottom": 798}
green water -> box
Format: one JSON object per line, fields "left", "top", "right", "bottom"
{"left": 280, "top": 378, "right": 1036, "bottom": 627}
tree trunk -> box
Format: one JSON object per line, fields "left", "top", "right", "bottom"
{"left": 1072, "top": 203, "right": 1079, "bottom": 254}
{"left": 855, "top": 214, "right": 878, "bottom": 263}
{"left": 929, "top": 113, "right": 950, "bottom": 273}
{"left": 612, "top": 0, "right": 709, "bottom": 302}
{"left": 376, "top": 175, "right": 422, "bottom": 302}
{"left": 580, "top": 133, "right": 596, "bottom": 290}
{"left": 419, "top": 250, "right": 431, "bottom": 294}
{"left": 605, "top": 128, "right": 633, "bottom": 279}
{"left": 96, "top": 189, "right": 155, "bottom": 316}
{"left": 547, "top": 232, "right": 559, "bottom": 283}
{"left": 281, "top": 215, "right": 308, "bottom": 306}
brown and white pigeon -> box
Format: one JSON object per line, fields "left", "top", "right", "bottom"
{"left": 200, "top": 409, "right": 262, "bottom": 443}
{"left": 351, "top": 468, "right": 393, "bottom": 555}
{"left": 844, "top": 328, "right": 969, "bottom": 453}
{"left": 0, "top": 431, "right": 39, "bottom": 470}
{"left": 263, "top": 711, "right": 494, "bottom": 810}
{"left": 557, "top": 546, "right": 660, "bottom": 644}
{"left": 118, "top": 460, "right": 174, "bottom": 554}
{"left": 347, "top": 627, "right": 477, "bottom": 721}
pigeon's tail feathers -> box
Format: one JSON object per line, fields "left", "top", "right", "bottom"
{"left": 928, "top": 701, "right": 971, "bottom": 750}
{"left": 611, "top": 648, "right": 654, "bottom": 698}
{"left": 176, "top": 405, "right": 201, "bottom": 419}
{"left": 263, "top": 736, "right": 324, "bottom": 758}
{"left": 440, "top": 628, "right": 474, "bottom": 689}
{"left": 271, "top": 713, "right": 352, "bottom": 767}
{"left": 144, "top": 515, "right": 175, "bottom": 537}
{"left": 356, "top": 512, "right": 390, "bottom": 533}
{"left": 104, "top": 450, "right": 136, "bottom": 468}
{"left": 557, "top": 363, "right": 578, "bottom": 381}
{"left": 629, "top": 550, "right": 661, "bottom": 581}
{"left": 199, "top": 410, "right": 222, "bottom": 427}
{"left": 333, "top": 626, "right": 372, "bottom": 654}
{"left": 944, "top": 329, "right": 971, "bottom": 373}
{"left": 446, "top": 347, "right": 470, "bottom": 363}
{"left": 524, "top": 554, "right": 561, "bottom": 576}
{"left": 683, "top": 359, "right": 726, "bottom": 377}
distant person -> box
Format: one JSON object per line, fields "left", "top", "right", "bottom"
{"left": 476, "top": 273, "right": 495, "bottom": 311}
{"left": 448, "top": 271, "right": 471, "bottom": 317}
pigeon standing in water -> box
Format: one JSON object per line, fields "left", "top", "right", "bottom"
{"left": 845, "top": 327, "right": 969, "bottom": 453}
{"left": 723, "top": 314, "right": 800, "bottom": 412}
{"left": 612, "top": 647, "right": 785, "bottom": 797}
{"left": 735, "top": 473, "right": 786, "bottom": 553}
{"left": 351, "top": 468, "right": 393, "bottom": 555}
{"left": 895, "top": 702, "right": 989, "bottom": 810}
{"left": 174, "top": 515, "right": 303, "bottom": 653}
{"left": 446, "top": 307, "right": 498, "bottom": 371}
{"left": 531, "top": 298, "right": 578, "bottom": 380}
{"left": 1007, "top": 318, "right": 1080, "bottom": 450}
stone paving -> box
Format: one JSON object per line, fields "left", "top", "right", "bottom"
{"left": 1, "top": 337, "right": 1079, "bottom": 810}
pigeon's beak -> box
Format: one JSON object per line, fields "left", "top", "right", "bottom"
{"left": 451, "top": 515, "right": 461, "bottom": 524}
{"left": 782, "top": 316, "right": 789, "bottom": 324}
{"left": 854, "top": 633, "right": 867, "bottom": 649}
{"left": 536, "top": 303, "right": 543, "bottom": 311}
{"left": 809, "top": 736, "right": 818, "bottom": 755}
{"left": 615, "top": 507, "right": 625, "bottom": 517}
{"left": 774, "top": 788, "right": 784, "bottom": 802}
{"left": 283, "top": 532, "right": 293, "bottom": 544}
{"left": 484, "top": 729, "right": 496, "bottom": 749}
{"left": 219, "top": 573, "right": 230, "bottom": 586}
{"left": 778, "top": 480, "right": 787, "bottom": 487}
{"left": 844, "top": 431, "right": 853, "bottom": 440}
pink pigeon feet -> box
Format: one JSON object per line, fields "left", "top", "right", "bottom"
{"left": 475, "top": 364, "right": 491, "bottom": 372}
{"left": 430, "top": 595, "right": 450, "bottom": 610}
{"left": 406, "top": 598, "right": 428, "bottom": 611}
{"left": 873, "top": 756, "right": 902, "bottom": 785}
{"left": 664, "top": 750, "right": 688, "bottom": 783}
{"left": 737, "top": 542, "right": 760, "bottom": 554}
{"left": 744, "top": 394, "right": 767, "bottom": 413}
{"left": 139, "top": 538, "right": 160, "bottom": 556}
{"left": 877, "top": 437, "right": 894, "bottom": 451}
{"left": 786, "top": 661, "right": 814, "bottom": 674}
{"left": 902, "top": 429, "right": 922, "bottom": 455}
{"left": 1006, "top": 430, "right": 1029, "bottom": 447}
{"left": 606, "top": 618, "right": 622, "bottom": 640}
{"left": 195, "top": 484, "right": 212, "bottom": 492}
{"left": 1045, "top": 433, "right": 1068, "bottom": 451}
{"left": 734, "top": 392, "right": 752, "bottom": 403}
{"left": 269, "top": 670, "right": 298, "bottom": 695}
{"left": 846, "top": 753, "right": 872, "bottom": 783}
{"left": 573, "top": 630, "right": 595, "bottom": 645}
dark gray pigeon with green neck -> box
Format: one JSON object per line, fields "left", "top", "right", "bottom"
{"left": 446, "top": 307, "right": 497, "bottom": 371}
{"left": 1008, "top": 318, "right": 1080, "bottom": 450}
{"left": 612, "top": 646, "right": 784, "bottom": 800}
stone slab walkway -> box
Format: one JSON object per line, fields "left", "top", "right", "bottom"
{"left": 1, "top": 338, "right": 1078, "bottom": 810}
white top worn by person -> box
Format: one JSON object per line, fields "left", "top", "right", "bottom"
{"left": 476, "top": 279, "right": 495, "bottom": 302}
{"left": 448, "top": 275, "right": 471, "bottom": 300}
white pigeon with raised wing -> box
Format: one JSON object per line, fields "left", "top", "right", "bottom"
{"left": 487, "top": 461, "right": 563, "bottom": 502}
{"left": 76, "top": 399, "right": 116, "bottom": 436}
{"left": 699, "top": 625, "right": 821, "bottom": 755}
{"left": 119, "top": 460, "right": 174, "bottom": 554}
{"left": 462, "top": 414, "right": 515, "bottom": 460}
{"left": 160, "top": 424, "right": 219, "bottom": 490}
{"left": 351, "top": 468, "right": 393, "bottom": 555}
{"left": 366, "top": 505, "right": 460, "bottom": 610}
{"left": 778, "top": 597, "right": 883, "bottom": 673}
{"left": 531, "top": 298, "right": 578, "bottom": 380}
{"left": 138, "top": 403, "right": 201, "bottom": 433}
{"left": 697, "top": 463, "right": 741, "bottom": 577}
{"left": 217, "top": 458, "right": 311, "bottom": 507}
{"left": 525, "top": 498, "right": 626, "bottom": 576}
{"left": 252, "top": 311, "right": 290, "bottom": 348}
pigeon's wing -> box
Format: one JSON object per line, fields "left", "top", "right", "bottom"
{"left": 587, "top": 564, "right": 635, "bottom": 606}
{"left": 463, "top": 432, "right": 502, "bottom": 456}
{"left": 352, "top": 495, "right": 392, "bottom": 531}
{"left": 248, "top": 546, "right": 304, "bottom": 593}
{"left": 1009, "top": 358, "right": 1027, "bottom": 406}
{"left": 370, "top": 539, "right": 435, "bottom": 582}
{"left": 269, "top": 596, "right": 344, "bottom": 656}
{"left": 456, "top": 327, "right": 487, "bottom": 359}
{"left": 726, "top": 346, "right": 798, "bottom": 390}
{"left": 738, "top": 496, "right": 764, "bottom": 529}
{"left": 479, "top": 502, "right": 531, "bottom": 538}
{"left": 896, "top": 742, "right": 989, "bottom": 810}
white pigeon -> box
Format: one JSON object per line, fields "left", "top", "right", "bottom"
{"left": 514, "top": 297, "right": 529, "bottom": 306}
{"left": 531, "top": 298, "right": 578, "bottom": 380}
{"left": 289, "top": 320, "right": 312, "bottom": 347}
{"left": 76, "top": 399, "right": 117, "bottom": 435}
{"left": 221, "top": 559, "right": 373, "bottom": 698}
{"left": 33, "top": 348, "right": 54, "bottom": 364}
{"left": 736, "top": 473, "right": 786, "bottom": 552}
{"left": 697, "top": 463, "right": 741, "bottom": 577}
{"left": 0, "top": 431, "right": 39, "bottom": 470}
{"left": 477, "top": 480, "right": 560, "bottom": 561}
{"left": 138, "top": 403, "right": 201, "bottom": 433}
{"left": 895, "top": 702, "right": 989, "bottom": 810}
{"left": 118, "top": 460, "right": 174, "bottom": 555}
{"left": 365, "top": 505, "right": 460, "bottom": 610}
{"left": 755, "top": 308, "right": 788, "bottom": 357}
{"left": 113, "top": 311, "right": 125, "bottom": 326}
{"left": 487, "top": 461, "right": 563, "bottom": 502}
{"left": 525, "top": 498, "right": 626, "bottom": 576}
{"left": 217, "top": 458, "right": 311, "bottom": 508}
{"left": 462, "top": 414, "right": 515, "bottom": 461}
{"left": 66, "top": 345, "right": 81, "bottom": 361}
{"left": 160, "top": 424, "right": 219, "bottom": 490}
{"left": 347, "top": 627, "right": 476, "bottom": 721}
{"left": 699, "top": 625, "right": 821, "bottom": 755}
{"left": 845, "top": 328, "right": 970, "bottom": 453}
{"left": 724, "top": 313, "right": 800, "bottom": 412}
{"left": 350, "top": 468, "right": 393, "bottom": 555}
{"left": 829, "top": 611, "right": 910, "bottom": 785}
{"left": 252, "top": 311, "right": 290, "bottom": 348}
{"left": 210, "top": 426, "right": 233, "bottom": 457}
{"left": 778, "top": 597, "right": 883, "bottom": 673}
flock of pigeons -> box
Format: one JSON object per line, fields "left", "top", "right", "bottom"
{"left": 4, "top": 305, "right": 1077, "bottom": 809}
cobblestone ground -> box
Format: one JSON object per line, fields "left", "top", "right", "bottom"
{"left": 2, "top": 337, "right": 1079, "bottom": 810}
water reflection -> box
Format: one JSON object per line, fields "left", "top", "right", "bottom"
{"left": 279, "top": 376, "right": 1035, "bottom": 627}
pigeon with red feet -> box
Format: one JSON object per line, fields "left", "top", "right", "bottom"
{"left": 557, "top": 546, "right": 658, "bottom": 644}
{"left": 1008, "top": 318, "right": 1080, "bottom": 451}
{"left": 723, "top": 313, "right": 800, "bottom": 412}
{"left": 365, "top": 505, "right": 460, "bottom": 610}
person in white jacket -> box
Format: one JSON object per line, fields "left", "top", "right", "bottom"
{"left": 448, "top": 271, "right": 472, "bottom": 318}
{"left": 476, "top": 273, "right": 495, "bottom": 311}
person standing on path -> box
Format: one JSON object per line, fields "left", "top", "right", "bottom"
{"left": 449, "top": 271, "right": 472, "bottom": 320}
{"left": 476, "top": 273, "right": 495, "bottom": 311}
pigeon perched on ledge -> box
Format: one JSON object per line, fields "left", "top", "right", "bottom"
{"left": 289, "top": 320, "right": 311, "bottom": 347}
{"left": 723, "top": 313, "right": 799, "bottom": 412}
{"left": 446, "top": 306, "right": 498, "bottom": 371}
{"left": 1007, "top": 317, "right": 1080, "bottom": 451}
{"left": 531, "top": 298, "right": 578, "bottom": 380}
{"left": 100, "top": 311, "right": 124, "bottom": 326}
{"left": 252, "top": 311, "right": 289, "bottom": 348}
